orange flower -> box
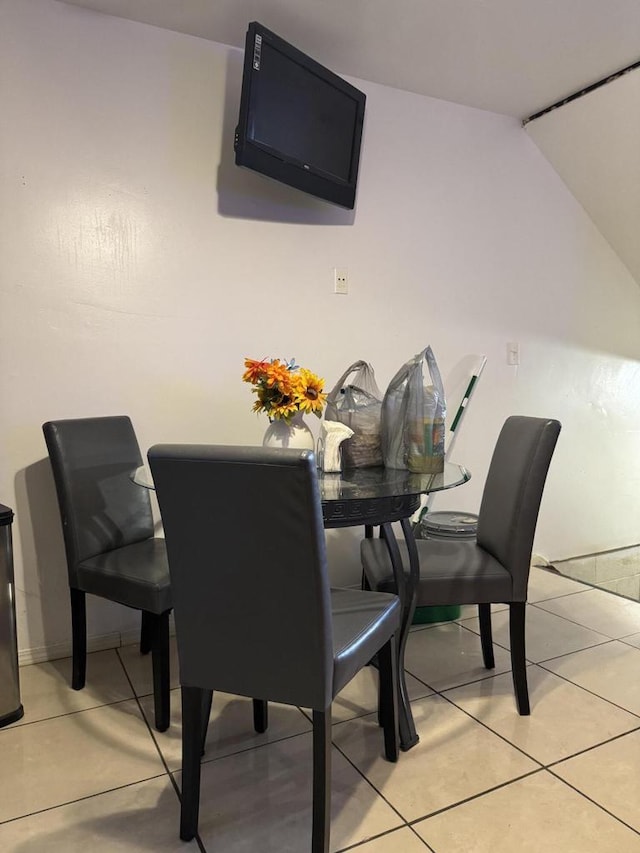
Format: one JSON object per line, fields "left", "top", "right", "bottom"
{"left": 263, "top": 360, "right": 290, "bottom": 390}
{"left": 242, "top": 358, "right": 269, "bottom": 384}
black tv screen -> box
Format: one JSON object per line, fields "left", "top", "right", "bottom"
{"left": 234, "top": 22, "right": 366, "bottom": 209}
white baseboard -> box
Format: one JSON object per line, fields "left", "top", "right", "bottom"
{"left": 531, "top": 553, "right": 550, "bottom": 567}
{"left": 18, "top": 623, "right": 176, "bottom": 667}
{"left": 19, "top": 632, "right": 122, "bottom": 667}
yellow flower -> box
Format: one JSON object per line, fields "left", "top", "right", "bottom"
{"left": 270, "top": 396, "right": 299, "bottom": 420}
{"left": 294, "top": 368, "right": 327, "bottom": 417}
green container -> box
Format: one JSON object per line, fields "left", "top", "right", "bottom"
{"left": 411, "top": 510, "right": 478, "bottom": 626}
{"left": 413, "top": 604, "right": 461, "bottom": 624}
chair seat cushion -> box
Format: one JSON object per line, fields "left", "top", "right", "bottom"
{"left": 77, "top": 537, "right": 171, "bottom": 614}
{"left": 330, "top": 587, "right": 401, "bottom": 698}
{"left": 361, "top": 537, "right": 514, "bottom": 606}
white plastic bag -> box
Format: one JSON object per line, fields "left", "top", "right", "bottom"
{"left": 381, "top": 346, "right": 446, "bottom": 472}
{"left": 324, "top": 360, "right": 383, "bottom": 468}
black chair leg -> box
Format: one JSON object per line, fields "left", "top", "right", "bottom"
{"left": 478, "top": 603, "right": 495, "bottom": 669}
{"left": 151, "top": 611, "right": 171, "bottom": 732}
{"left": 378, "top": 635, "right": 399, "bottom": 762}
{"left": 140, "top": 611, "right": 152, "bottom": 655}
{"left": 253, "top": 699, "right": 269, "bottom": 733}
{"left": 312, "top": 709, "right": 331, "bottom": 853}
{"left": 509, "top": 602, "right": 530, "bottom": 715}
{"left": 200, "top": 689, "right": 213, "bottom": 757}
{"left": 181, "top": 685, "right": 206, "bottom": 841}
{"left": 376, "top": 659, "right": 384, "bottom": 728}
{"left": 70, "top": 588, "right": 87, "bottom": 690}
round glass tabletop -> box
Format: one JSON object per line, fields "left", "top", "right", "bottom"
{"left": 317, "top": 461, "right": 470, "bottom": 502}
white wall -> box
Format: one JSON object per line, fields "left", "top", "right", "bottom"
{"left": 2, "top": 0, "right": 640, "bottom": 660}
{"left": 526, "top": 67, "right": 640, "bottom": 285}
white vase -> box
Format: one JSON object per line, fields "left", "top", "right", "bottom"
{"left": 262, "top": 412, "right": 315, "bottom": 451}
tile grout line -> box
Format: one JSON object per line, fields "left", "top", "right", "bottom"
{"left": 337, "top": 722, "right": 640, "bottom": 845}
{"left": 407, "top": 821, "right": 437, "bottom": 852}
{"left": 427, "top": 690, "right": 547, "bottom": 769}
{"left": 114, "top": 648, "right": 208, "bottom": 853}
{"left": 532, "top": 635, "right": 618, "bottom": 665}
{"left": 529, "top": 600, "right": 640, "bottom": 641}
{"left": 535, "top": 658, "right": 640, "bottom": 721}
{"left": 0, "top": 698, "right": 133, "bottom": 731}
{"left": 136, "top": 679, "right": 317, "bottom": 766}
{"left": 0, "top": 648, "right": 180, "bottom": 830}
{"left": 403, "top": 656, "right": 640, "bottom": 789}
{"left": 458, "top": 604, "right": 623, "bottom": 663}
{"left": 411, "top": 768, "right": 640, "bottom": 842}
{"left": 552, "top": 575, "right": 640, "bottom": 604}
{"left": 0, "top": 670, "right": 144, "bottom": 734}
{"left": 406, "top": 767, "right": 544, "bottom": 827}
{"left": 399, "top": 594, "right": 640, "bottom": 806}
{"left": 545, "top": 724, "right": 640, "bottom": 769}
{"left": 329, "top": 724, "right": 410, "bottom": 829}
{"left": 335, "top": 827, "right": 415, "bottom": 852}
{"left": 393, "top": 693, "right": 640, "bottom": 833}
{"left": 545, "top": 766, "right": 640, "bottom": 838}
{"left": 0, "top": 773, "right": 170, "bottom": 828}
{"left": 336, "top": 823, "right": 434, "bottom": 852}
{"left": 330, "top": 684, "right": 575, "bottom": 849}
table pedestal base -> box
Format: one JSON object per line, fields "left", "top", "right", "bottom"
{"left": 378, "top": 518, "right": 421, "bottom": 751}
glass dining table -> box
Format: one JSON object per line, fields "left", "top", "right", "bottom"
{"left": 133, "top": 459, "right": 471, "bottom": 751}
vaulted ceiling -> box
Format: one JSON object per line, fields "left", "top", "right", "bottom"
{"left": 61, "top": 0, "right": 640, "bottom": 282}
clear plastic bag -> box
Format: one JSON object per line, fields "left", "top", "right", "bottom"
{"left": 324, "top": 360, "right": 383, "bottom": 468}
{"left": 381, "top": 346, "right": 446, "bottom": 472}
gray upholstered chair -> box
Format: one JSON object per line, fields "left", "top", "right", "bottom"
{"left": 43, "top": 416, "right": 172, "bottom": 731}
{"left": 148, "top": 444, "right": 401, "bottom": 853}
{"left": 361, "top": 415, "right": 561, "bottom": 715}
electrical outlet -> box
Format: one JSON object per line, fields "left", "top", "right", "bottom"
{"left": 507, "top": 341, "right": 520, "bottom": 365}
{"left": 334, "top": 268, "right": 348, "bottom": 295}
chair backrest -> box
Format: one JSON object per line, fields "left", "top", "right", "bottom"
{"left": 476, "top": 416, "right": 561, "bottom": 600}
{"left": 43, "top": 416, "right": 154, "bottom": 585}
{"left": 148, "top": 444, "right": 334, "bottom": 710}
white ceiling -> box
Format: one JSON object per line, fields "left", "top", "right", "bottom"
{"left": 59, "top": 0, "right": 640, "bottom": 284}
{"left": 61, "top": 0, "right": 640, "bottom": 118}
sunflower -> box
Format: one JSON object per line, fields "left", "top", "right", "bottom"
{"left": 253, "top": 383, "right": 297, "bottom": 420}
{"left": 294, "top": 368, "right": 327, "bottom": 417}
{"left": 270, "top": 394, "right": 299, "bottom": 420}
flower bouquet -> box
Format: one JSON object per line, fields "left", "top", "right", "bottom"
{"left": 242, "top": 357, "right": 327, "bottom": 422}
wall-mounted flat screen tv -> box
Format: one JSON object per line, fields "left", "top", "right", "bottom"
{"left": 234, "top": 22, "right": 366, "bottom": 209}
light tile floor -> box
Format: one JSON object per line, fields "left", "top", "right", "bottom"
{"left": 2, "top": 567, "right": 640, "bottom": 851}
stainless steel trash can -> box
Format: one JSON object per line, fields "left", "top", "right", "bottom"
{"left": 0, "top": 503, "right": 23, "bottom": 727}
